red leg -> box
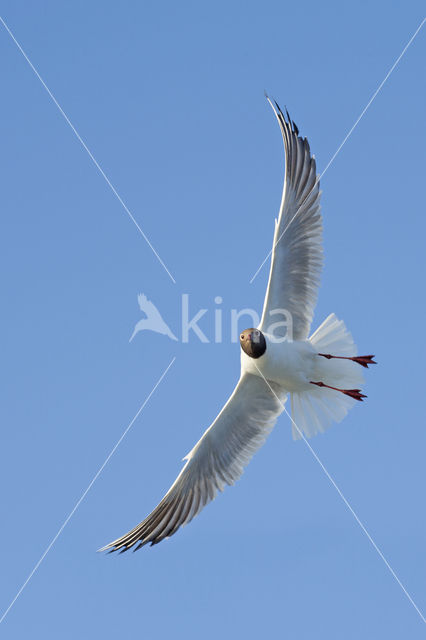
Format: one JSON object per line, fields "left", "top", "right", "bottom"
{"left": 318, "top": 353, "right": 376, "bottom": 369}
{"left": 310, "top": 380, "right": 367, "bottom": 401}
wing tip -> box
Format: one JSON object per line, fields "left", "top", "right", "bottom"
{"left": 265, "top": 96, "right": 300, "bottom": 138}
{"left": 97, "top": 544, "right": 118, "bottom": 554}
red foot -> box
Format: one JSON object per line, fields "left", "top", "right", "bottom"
{"left": 310, "top": 380, "right": 367, "bottom": 402}
{"left": 342, "top": 389, "right": 367, "bottom": 401}
{"left": 318, "top": 353, "right": 377, "bottom": 369}
{"left": 351, "top": 355, "right": 376, "bottom": 368}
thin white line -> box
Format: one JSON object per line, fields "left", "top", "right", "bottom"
{"left": 320, "top": 17, "right": 425, "bottom": 178}
{"left": 253, "top": 363, "right": 426, "bottom": 626}
{"left": 249, "top": 17, "right": 425, "bottom": 285}
{"left": 248, "top": 251, "right": 272, "bottom": 285}
{"left": 0, "top": 357, "right": 176, "bottom": 625}
{"left": 0, "top": 15, "right": 176, "bottom": 284}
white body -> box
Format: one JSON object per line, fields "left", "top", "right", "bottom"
{"left": 240, "top": 312, "right": 365, "bottom": 439}
{"left": 241, "top": 336, "right": 316, "bottom": 392}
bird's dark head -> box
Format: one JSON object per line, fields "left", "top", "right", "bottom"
{"left": 239, "top": 328, "right": 266, "bottom": 359}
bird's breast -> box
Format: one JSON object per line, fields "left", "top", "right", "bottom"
{"left": 241, "top": 338, "right": 315, "bottom": 391}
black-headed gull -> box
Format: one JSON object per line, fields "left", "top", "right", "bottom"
{"left": 101, "top": 98, "right": 375, "bottom": 553}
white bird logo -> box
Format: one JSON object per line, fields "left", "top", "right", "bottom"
{"left": 129, "top": 294, "right": 178, "bottom": 342}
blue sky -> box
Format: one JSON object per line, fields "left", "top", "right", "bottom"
{"left": 1, "top": 1, "right": 426, "bottom": 637}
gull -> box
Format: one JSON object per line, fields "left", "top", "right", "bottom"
{"left": 101, "top": 97, "right": 375, "bottom": 553}
{"left": 129, "top": 293, "right": 178, "bottom": 342}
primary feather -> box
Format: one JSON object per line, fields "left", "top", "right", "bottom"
{"left": 259, "top": 97, "right": 322, "bottom": 340}
{"left": 100, "top": 374, "right": 286, "bottom": 551}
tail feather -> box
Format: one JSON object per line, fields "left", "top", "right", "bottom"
{"left": 310, "top": 313, "right": 356, "bottom": 355}
{"left": 291, "top": 313, "right": 364, "bottom": 440}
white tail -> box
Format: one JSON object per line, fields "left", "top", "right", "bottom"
{"left": 290, "top": 314, "right": 364, "bottom": 440}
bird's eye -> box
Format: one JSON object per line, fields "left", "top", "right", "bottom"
{"left": 240, "top": 334, "right": 244, "bottom": 340}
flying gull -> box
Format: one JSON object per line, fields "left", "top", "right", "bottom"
{"left": 100, "top": 97, "right": 375, "bottom": 552}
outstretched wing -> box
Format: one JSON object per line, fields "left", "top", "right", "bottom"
{"left": 100, "top": 373, "right": 286, "bottom": 552}
{"left": 259, "top": 98, "right": 322, "bottom": 340}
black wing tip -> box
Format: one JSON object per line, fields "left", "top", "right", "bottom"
{"left": 98, "top": 540, "right": 131, "bottom": 554}
{"left": 97, "top": 544, "right": 112, "bottom": 553}
{"left": 104, "top": 544, "right": 133, "bottom": 554}
{"left": 264, "top": 95, "right": 300, "bottom": 137}
{"left": 98, "top": 536, "right": 154, "bottom": 554}
{"left": 284, "top": 105, "right": 299, "bottom": 135}
{"left": 97, "top": 545, "right": 120, "bottom": 555}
